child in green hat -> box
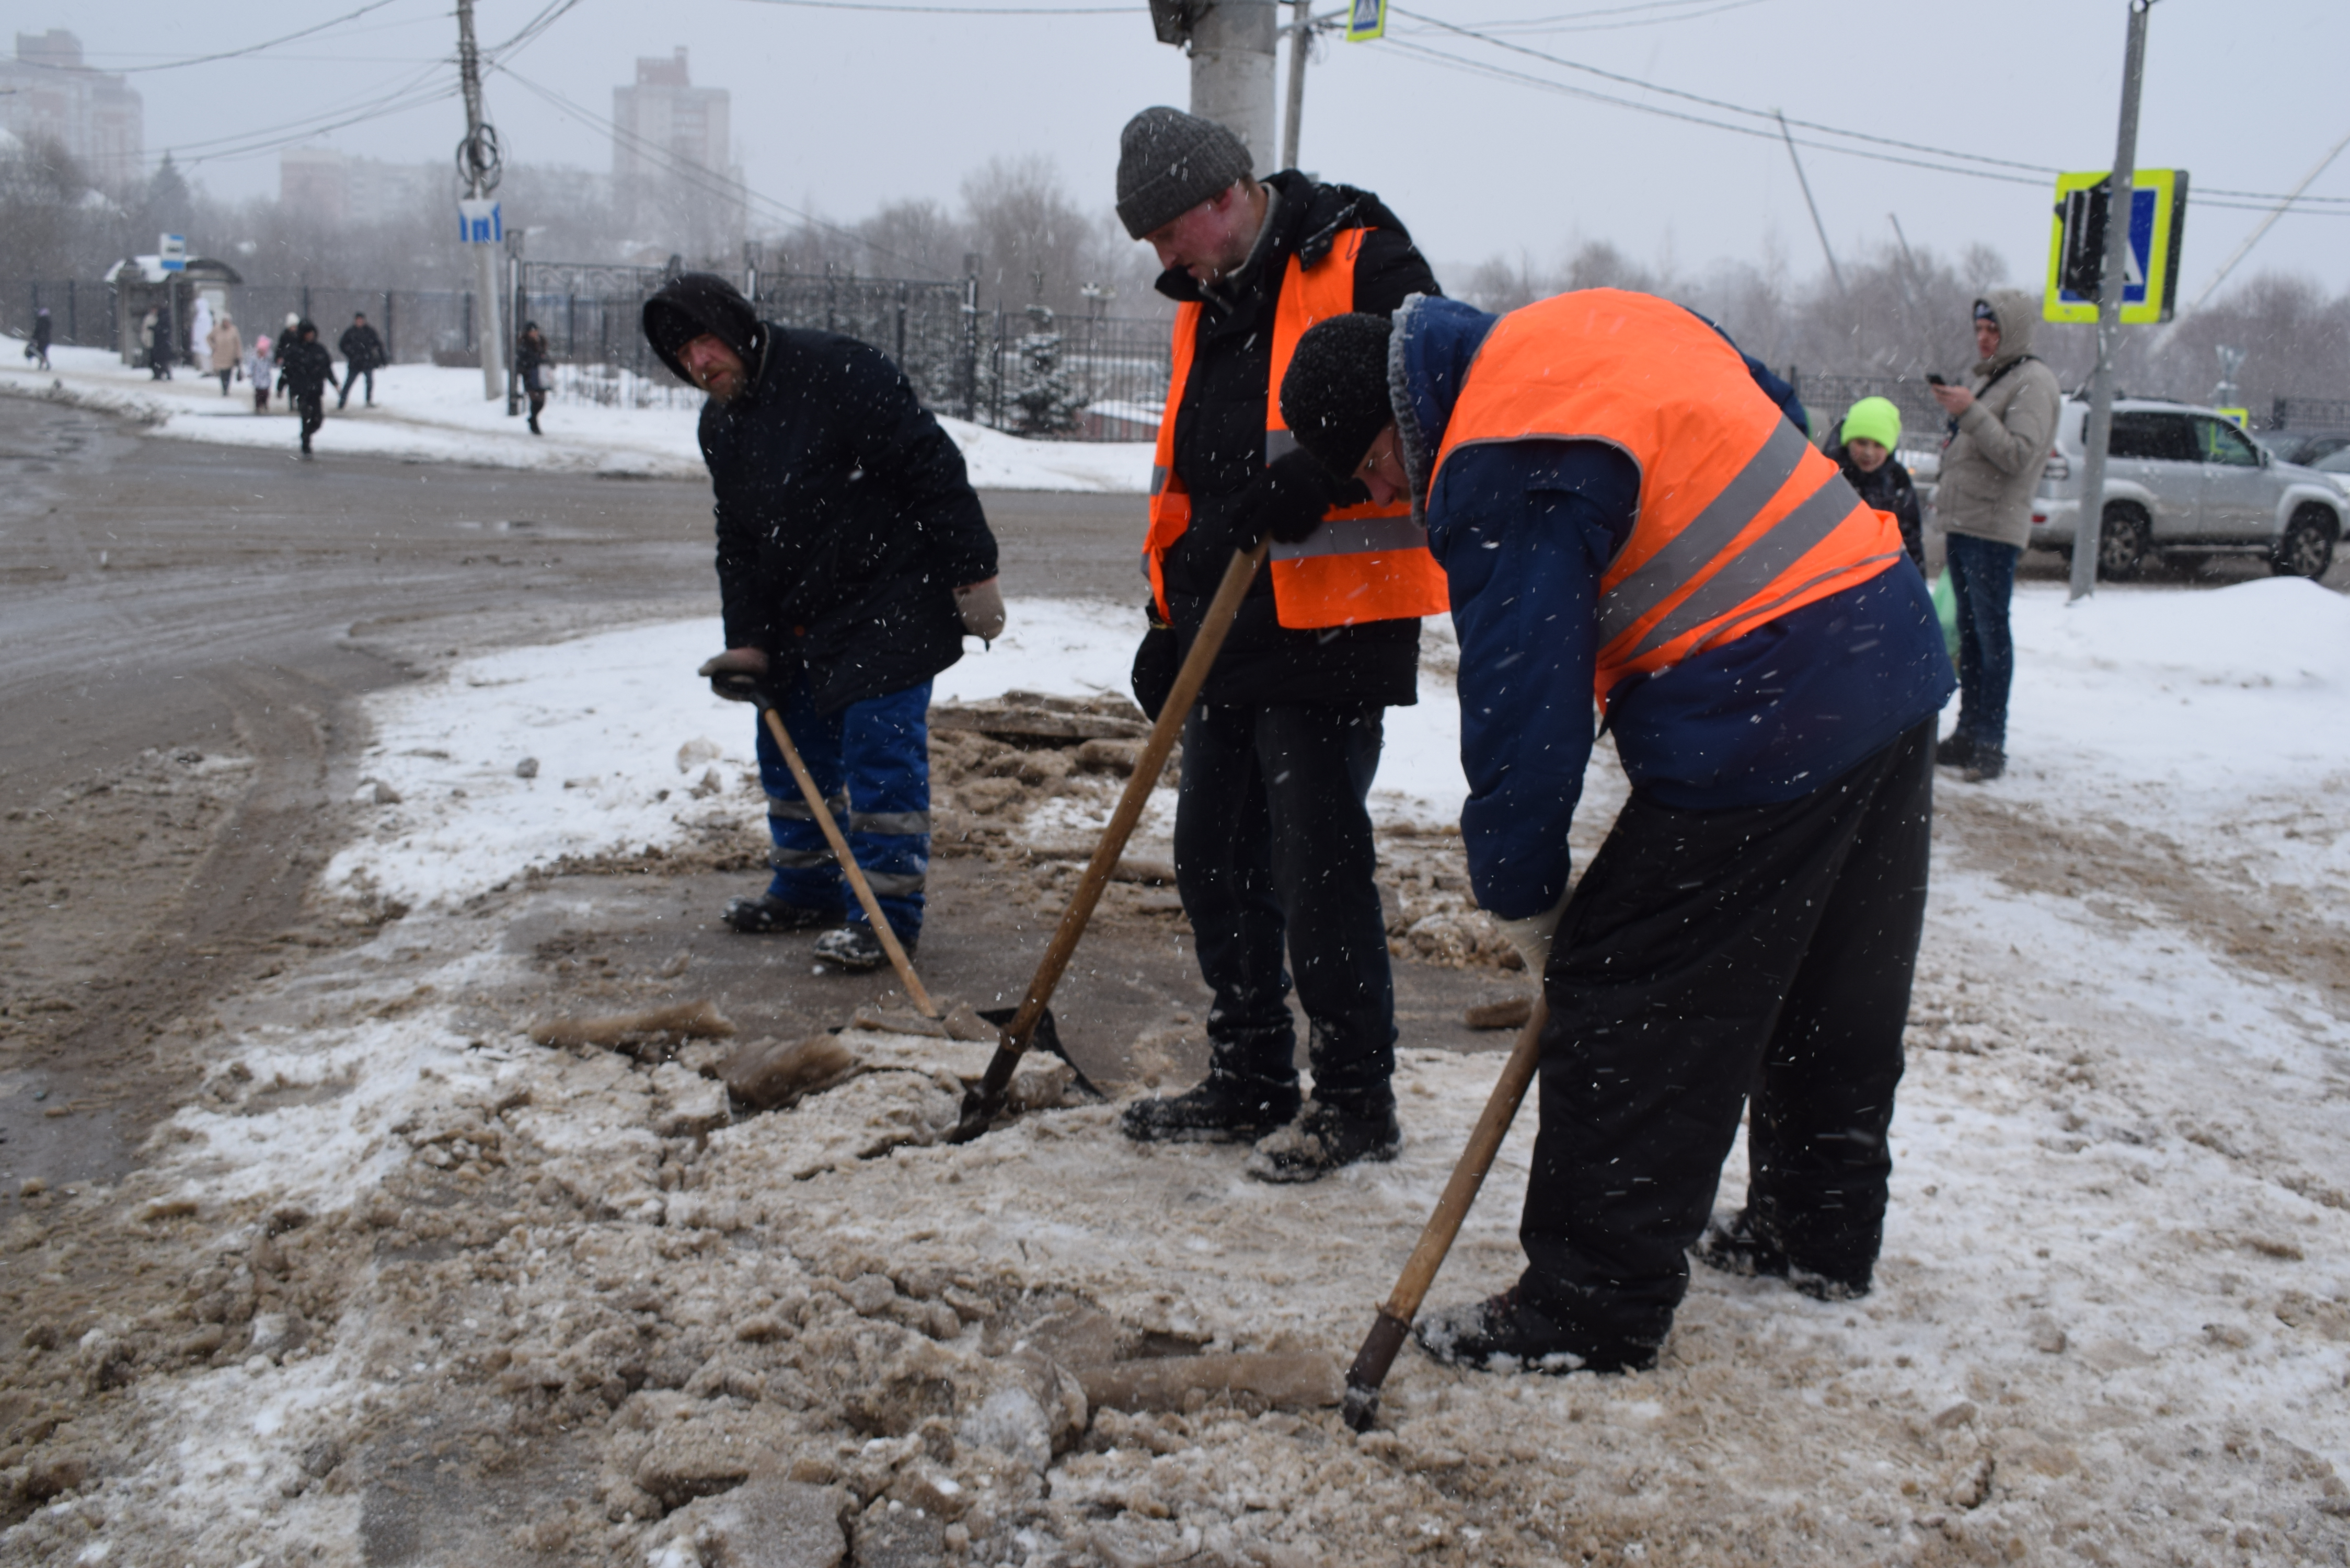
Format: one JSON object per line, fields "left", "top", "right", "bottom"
{"left": 1828, "top": 395, "right": 1923, "bottom": 569}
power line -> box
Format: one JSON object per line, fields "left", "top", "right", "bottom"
{"left": 1384, "top": 5, "right": 2350, "bottom": 214}
{"left": 733, "top": 0, "right": 1136, "bottom": 13}
{"left": 1379, "top": 25, "right": 2349, "bottom": 218}
{"left": 1392, "top": 0, "right": 1767, "bottom": 37}
{"left": 21, "top": 0, "right": 414, "bottom": 76}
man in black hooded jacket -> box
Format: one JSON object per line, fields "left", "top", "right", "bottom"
{"left": 643, "top": 273, "right": 1001, "bottom": 972}
{"left": 278, "top": 321, "right": 338, "bottom": 455}
{"left": 1110, "top": 107, "right": 1443, "bottom": 1182}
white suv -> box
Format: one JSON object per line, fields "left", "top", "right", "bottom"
{"left": 2028, "top": 397, "right": 2342, "bottom": 579}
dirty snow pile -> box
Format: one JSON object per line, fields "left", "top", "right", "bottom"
{"left": 0, "top": 338, "right": 1152, "bottom": 492}
{"left": 323, "top": 600, "right": 1471, "bottom": 916}
{"left": 3, "top": 578, "right": 2347, "bottom": 1566}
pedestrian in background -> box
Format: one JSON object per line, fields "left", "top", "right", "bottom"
{"left": 208, "top": 313, "right": 244, "bottom": 397}
{"left": 515, "top": 320, "right": 549, "bottom": 434}
{"left": 142, "top": 307, "right": 172, "bottom": 379}
{"left": 247, "top": 333, "right": 273, "bottom": 413}
{"left": 25, "top": 307, "right": 50, "bottom": 371}
{"left": 337, "top": 312, "right": 385, "bottom": 408}
{"left": 1828, "top": 396, "right": 1924, "bottom": 570}
{"left": 189, "top": 296, "right": 214, "bottom": 376}
{"left": 279, "top": 320, "right": 338, "bottom": 456}
{"left": 1929, "top": 291, "right": 2060, "bottom": 783}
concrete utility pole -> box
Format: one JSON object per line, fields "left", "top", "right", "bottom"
{"left": 455, "top": 0, "right": 506, "bottom": 401}
{"left": 2069, "top": 0, "right": 2151, "bottom": 603}
{"left": 1153, "top": 1, "right": 1280, "bottom": 174}
{"left": 1281, "top": 0, "right": 1312, "bottom": 171}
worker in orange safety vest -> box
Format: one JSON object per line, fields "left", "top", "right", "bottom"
{"left": 1110, "top": 106, "right": 1446, "bottom": 1181}
{"left": 1280, "top": 292, "right": 1956, "bottom": 1371}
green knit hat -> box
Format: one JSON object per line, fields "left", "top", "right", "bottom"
{"left": 1839, "top": 396, "right": 1901, "bottom": 453}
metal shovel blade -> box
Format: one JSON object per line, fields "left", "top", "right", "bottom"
{"left": 976, "top": 1004, "right": 1102, "bottom": 1101}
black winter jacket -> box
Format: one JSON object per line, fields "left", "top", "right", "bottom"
{"left": 688, "top": 322, "right": 996, "bottom": 714}
{"left": 280, "top": 339, "right": 337, "bottom": 400}
{"left": 338, "top": 323, "right": 385, "bottom": 371}
{"left": 1155, "top": 171, "right": 1441, "bottom": 708}
{"left": 1827, "top": 440, "right": 1925, "bottom": 570}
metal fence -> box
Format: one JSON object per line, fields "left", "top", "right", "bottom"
{"left": 517, "top": 260, "right": 1171, "bottom": 442}
{"left": 2271, "top": 396, "right": 2350, "bottom": 437}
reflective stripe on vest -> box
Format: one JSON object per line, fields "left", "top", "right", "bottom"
{"left": 1430, "top": 289, "right": 1904, "bottom": 709}
{"left": 1145, "top": 228, "right": 1449, "bottom": 630}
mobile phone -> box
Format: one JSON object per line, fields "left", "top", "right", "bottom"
{"left": 1926, "top": 373, "right": 1949, "bottom": 386}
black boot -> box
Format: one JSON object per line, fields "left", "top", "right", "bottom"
{"left": 1414, "top": 1288, "right": 1621, "bottom": 1374}
{"left": 1244, "top": 1097, "right": 1400, "bottom": 1183}
{"left": 720, "top": 894, "right": 833, "bottom": 935}
{"left": 811, "top": 922, "right": 905, "bottom": 972}
{"left": 1120, "top": 1070, "right": 1300, "bottom": 1145}
{"left": 1695, "top": 1207, "right": 1872, "bottom": 1301}
{"left": 1964, "top": 745, "right": 2006, "bottom": 783}
{"left": 1932, "top": 731, "right": 1976, "bottom": 769}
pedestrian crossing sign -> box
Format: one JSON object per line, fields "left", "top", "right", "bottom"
{"left": 1346, "top": 0, "right": 1387, "bottom": 42}
{"left": 2044, "top": 168, "right": 2187, "bottom": 324}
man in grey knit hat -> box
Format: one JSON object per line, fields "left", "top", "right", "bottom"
{"left": 1112, "top": 105, "right": 1446, "bottom": 1183}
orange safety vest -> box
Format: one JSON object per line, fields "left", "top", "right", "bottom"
{"left": 1145, "top": 228, "right": 1449, "bottom": 630}
{"left": 1430, "top": 289, "right": 1905, "bottom": 709}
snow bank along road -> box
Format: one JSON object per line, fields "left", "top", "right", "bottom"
{"left": 1, "top": 339, "right": 1157, "bottom": 492}
{"left": 3, "top": 393, "right": 2349, "bottom": 1564}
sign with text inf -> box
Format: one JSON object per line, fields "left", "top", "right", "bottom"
{"left": 457, "top": 199, "right": 504, "bottom": 246}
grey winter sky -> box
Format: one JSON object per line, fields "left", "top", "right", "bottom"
{"left": 13, "top": 0, "right": 2348, "bottom": 305}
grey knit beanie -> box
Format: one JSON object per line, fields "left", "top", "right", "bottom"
{"left": 1115, "top": 107, "right": 1255, "bottom": 239}
{"left": 1280, "top": 314, "right": 1398, "bottom": 479}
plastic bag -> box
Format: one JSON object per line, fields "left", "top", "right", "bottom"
{"left": 1930, "top": 570, "right": 1961, "bottom": 666}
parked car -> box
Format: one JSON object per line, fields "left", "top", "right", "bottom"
{"left": 2029, "top": 397, "right": 2342, "bottom": 579}
{"left": 2257, "top": 431, "right": 2350, "bottom": 468}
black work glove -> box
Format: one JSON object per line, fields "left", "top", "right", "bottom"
{"left": 1230, "top": 449, "right": 1341, "bottom": 551}
{"left": 1130, "top": 602, "right": 1179, "bottom": 722}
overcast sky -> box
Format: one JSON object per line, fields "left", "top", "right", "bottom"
{"left": 14, "top": 0, "right": 2347, "bottom": 307}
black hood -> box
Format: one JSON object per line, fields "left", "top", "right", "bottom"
{"left": 642, "top": 272, "right": 764, "bottom": 386}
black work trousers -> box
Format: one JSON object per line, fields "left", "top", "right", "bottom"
{"left": 296, "top": 395, "right": 325, "bottom": 448}
{"left": 1519, "top": 720, "right": 1934, "bottom": 1368}
{"left": 1171, "top": 701, "right": 1397, "bottom": 1116}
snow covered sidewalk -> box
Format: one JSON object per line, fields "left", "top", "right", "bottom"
{"left": 0, "top": 337, "right": 1153, "bottom": 491}
{"left": 6, "top": 577, "right": 2347, "bottom": 1565}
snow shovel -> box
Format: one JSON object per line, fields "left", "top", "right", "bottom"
{"left": 947, "top": 538, "right": 1273, "bottom": 1143}
{"left": 710, "top": 673, "right": 939, "bottom": 1020}
{"left": 1341, "top": 994, "right": 1549, "bottom": 1431}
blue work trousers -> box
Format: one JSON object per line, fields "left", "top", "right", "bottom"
{"left": 756, "top": 675, "right": 931, "bottom": 944}
{"left": 1945, "top": 531, "right": 2019, "bottom": 752}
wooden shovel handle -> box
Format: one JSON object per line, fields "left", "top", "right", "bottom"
{"left": 757, "top": 704, "right": 938, "bottom": 1019}
{"left": 1344, "top": 995, "right": 1549, "bottom": 1423}
{"left": 976, "top": 541, "right": 1270, "bottom": 1086}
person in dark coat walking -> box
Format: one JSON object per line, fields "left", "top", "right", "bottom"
{"left": 514, "top": 321, "right": 549, "bottom": 434}
{"left": 278, "top": 320, "right": 338, "bottom": 455}
{"left": 642, "top": 273, "right": 1003, "bottom": 972}
{"left": 1828, "top": 396, "right": 1925, "bottom": 570}
{"left": 25, "top": 307, "right": 51, "bottom": 371}
{"left": 142, "top": 307, "right": 173, "bottom": 379}
{"left": 1278, "top": 294, "right": 1953, "bottom": 1374}
{"left": 336, "top": 312, "right": 386, "bottom": 407}
{"left": 1107, "top": 106, "right": 1445, "bottom": 1183}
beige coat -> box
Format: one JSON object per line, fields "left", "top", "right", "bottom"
{"left": 208, "top": 318, "right": 245, "bottom": 375}
{"left": 1937, "top": 286, "right": 2063, "bottom": 550}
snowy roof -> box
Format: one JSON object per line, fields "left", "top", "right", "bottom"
{"left": 105, "top": 255, "right": 243, "bottom": 285}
